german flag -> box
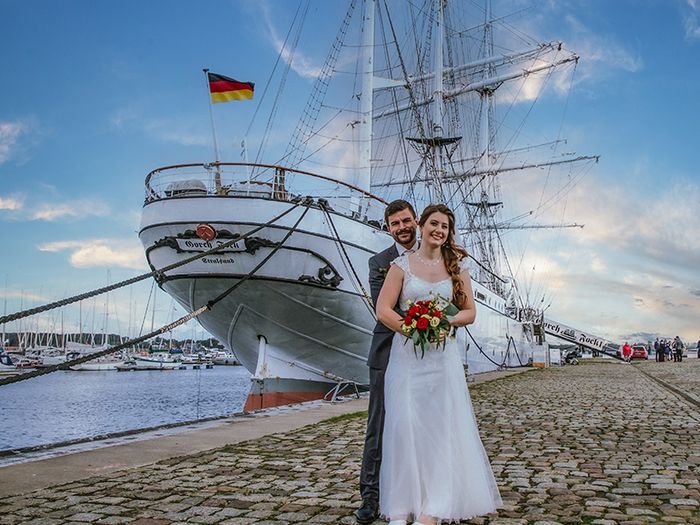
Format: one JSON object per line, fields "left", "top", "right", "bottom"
{"left": 207, "top": 72, "right": 254, "bottom": 103}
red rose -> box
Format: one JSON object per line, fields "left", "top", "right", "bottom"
{"left": 404, "top": 315, "right": 413, "bottom": 326}
{"left": 408, "top": 306, "right": 419, "bottom": 318}
{"left": 434, "top": 309, "right": 442, "bottom": 318}
{"left": 420, "top": 306, "right": 428, "bottom": 315}
{"left": 416, "top": 317, "right": 429, "bottom": 330}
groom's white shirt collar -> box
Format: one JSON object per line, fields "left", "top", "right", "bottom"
{"left": 395, "top": 240, "right": 418, "bottom": 255}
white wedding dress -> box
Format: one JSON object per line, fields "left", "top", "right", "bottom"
{"left": 379, "top": 254, "right": 502, "bottom": 523}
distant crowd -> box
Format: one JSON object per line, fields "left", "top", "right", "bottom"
{"left": 650, "top": 336, "right": 700, "bottom": 362}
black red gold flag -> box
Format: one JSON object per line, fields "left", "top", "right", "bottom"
{"left": 207, "top": 72, "right": 254, "bottom": 103}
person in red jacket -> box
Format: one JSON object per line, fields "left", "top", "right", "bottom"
{"left": 622, "top": 342, "right": 632, "bottom": 363}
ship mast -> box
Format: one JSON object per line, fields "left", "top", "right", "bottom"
{"left": 403, "top": 0, "right": 462, "bottom": 204}
{"left": 470, "top": 0, "right": 504, "bottom": 293}
{"left": 357, "top": 0, "right": 375, "bottom": 193}
{"left": 432, "top": 0, "right": 446, "bottom": 203}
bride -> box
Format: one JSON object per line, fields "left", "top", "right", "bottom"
{"left": 375, "top": 203, "right": 502, "bottom": 524}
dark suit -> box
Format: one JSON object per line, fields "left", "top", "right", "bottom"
{"left": 359, "top": 243, "right": 399, "bottom": 504}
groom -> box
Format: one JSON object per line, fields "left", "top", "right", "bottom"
{"left": 356, "top": 199, "right": 418, "bottom": 524}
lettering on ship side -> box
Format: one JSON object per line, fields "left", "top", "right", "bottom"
{"left": 201, "top": 257, "right": 235, "bottom": 264}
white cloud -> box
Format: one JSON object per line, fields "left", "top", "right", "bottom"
{"left": 156, "top": 127, "right": 209, "bottom": 147}
{"left": 141, "top": 117, "right": 208, "bottom": 146}
{"left": 504, "top": 167, "right": 700, "bottom": 275}
{"left": 0, "top": 195, "right": 24, "bottom": 211}
{"left": 0, "top": 120, "right": 28, "bottom": 164}
{"left": 30, "top": 200, "right": 111, "bottom": 221}
{"left": 567, "top": 179, "right": 700, "bottom": 273}
{"left": 260, "top": 2, "right": 322, "bottom": 79}
{"left": 504, "top": 173, "right": 700, "bottom": 342}
{"left": 563, "top": 15, "right": 643, "bottom": 76}
{"left": 0, "top": 290, "right": 48, "bottom": 302}
{"left": 109, "top": 106, "right": 139, "bottom": 129}
{"left": 37, "top": 238, "right": 147, "bottom": 270}
{"left": 109, "top": 108, "right": 209, "bottom": 146}
{"left": 590, "top": 255, "right": 606, "bottom": 273}
{"left": 490, "top": 149, "right": 699, "bottom": 341}
{"left": 684, "top": 0, "right": 700, "bottom": 40}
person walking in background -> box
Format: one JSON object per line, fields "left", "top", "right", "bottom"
{"left": 672, "top": 336, "right": 684, "bottom": 362}
{"left": 654, "top": 338, "right": 661, "bottom": 362}
{"left": 696, "top": 338, "right": 700, "bottom": 359}
{"left": 356, "top": 200, "right": 419, "bottom": 525}
{"left": 622, "top": 342, "right": 632, "bottom": 363}
{"left": 670, "top": 337, "right": 677, "bottom": 362}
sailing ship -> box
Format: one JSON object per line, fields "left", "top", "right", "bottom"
{"left": 139, "top": 0, "right": 597, "bottom": 410}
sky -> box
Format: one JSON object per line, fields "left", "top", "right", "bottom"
{"left": 0, "top": 0, "right": 699, "bottom": 347}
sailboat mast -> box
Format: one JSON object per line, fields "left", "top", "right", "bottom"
{"left": 358, "top": 0, "right": 375, "bottom": 193}
{"left": 1, "top": 276, "right": 6, "bottom": 348}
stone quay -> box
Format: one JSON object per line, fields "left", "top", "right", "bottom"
{"left": 0, "top": 359, "right": 698, "bottom": 524}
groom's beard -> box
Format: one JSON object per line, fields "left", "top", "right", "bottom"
{"left": 392, "top": 228, "right": 416, "bottom": 247}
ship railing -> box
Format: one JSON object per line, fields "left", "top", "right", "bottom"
{"left": 145, "top": 162, "right": 387, "bottom": 226}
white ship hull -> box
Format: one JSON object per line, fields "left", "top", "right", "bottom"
{"left": 139, "top": 176, "right": 535, "bottom": 409}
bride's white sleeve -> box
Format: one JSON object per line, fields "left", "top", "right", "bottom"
{"left": 390, "top": 253, "right": 409, "bottom": 274}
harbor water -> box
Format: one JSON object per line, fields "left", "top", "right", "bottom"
{"left": 0, "top": 366, "right": 251, "bottom": 452}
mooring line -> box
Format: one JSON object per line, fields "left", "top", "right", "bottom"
{"left": 0, "top": 199, "right": 314, "bottom": 387}
{"left": 0, "top": 200, "right": 304, "bottom": 325}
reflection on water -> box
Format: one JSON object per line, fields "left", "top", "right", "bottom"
{"left": 0, "top": 366, "right": 251, "bottom": 451}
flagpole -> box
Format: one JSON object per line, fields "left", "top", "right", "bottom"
{"left": 241, "top": 138, "right": 252, "bottom": 196}
{"left": 203, "top": 68, "right": 223, "bottom": 194}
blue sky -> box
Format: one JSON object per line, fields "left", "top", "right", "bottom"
{"left": 1, "top": 0, "right": 699, "bottom": 345}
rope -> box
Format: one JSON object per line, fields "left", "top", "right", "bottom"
{"left": 318, "top": 201, "right": 375, "bottom": 318}
{"left": 0, "top": 201, "right": 303, "bottom": 325}
{"left": 465, "top": 326, "right": 508, "bottom": 369}
{"left": 507, "top": 335, "right": 527, "bottom": 367}
{"left": 0, "top": 306, "right": 207, "bottom": 387}
{"left": 280, "top": 0, "right": 357, "bottom": 168}
{"left": 0, "top": 199, "right": 314, "bottom": 387}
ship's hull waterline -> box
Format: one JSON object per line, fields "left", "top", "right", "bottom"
{"left": 139, "top": 167, "right": 535, "bottom": 410}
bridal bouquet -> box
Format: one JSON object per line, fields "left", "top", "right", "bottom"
{"left": 401, "top": 295, "right": 459, "bottom": 358}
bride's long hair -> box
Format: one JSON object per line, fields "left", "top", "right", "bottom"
{"left": 418, "top": 204, "right": 469, "bottom": 308}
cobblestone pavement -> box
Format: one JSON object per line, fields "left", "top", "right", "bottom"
{"left": 1, "top": 360, "right": 698, "bottom": 525}
{"left": 636, "top": 359, "right": 700, "bottom": 404}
